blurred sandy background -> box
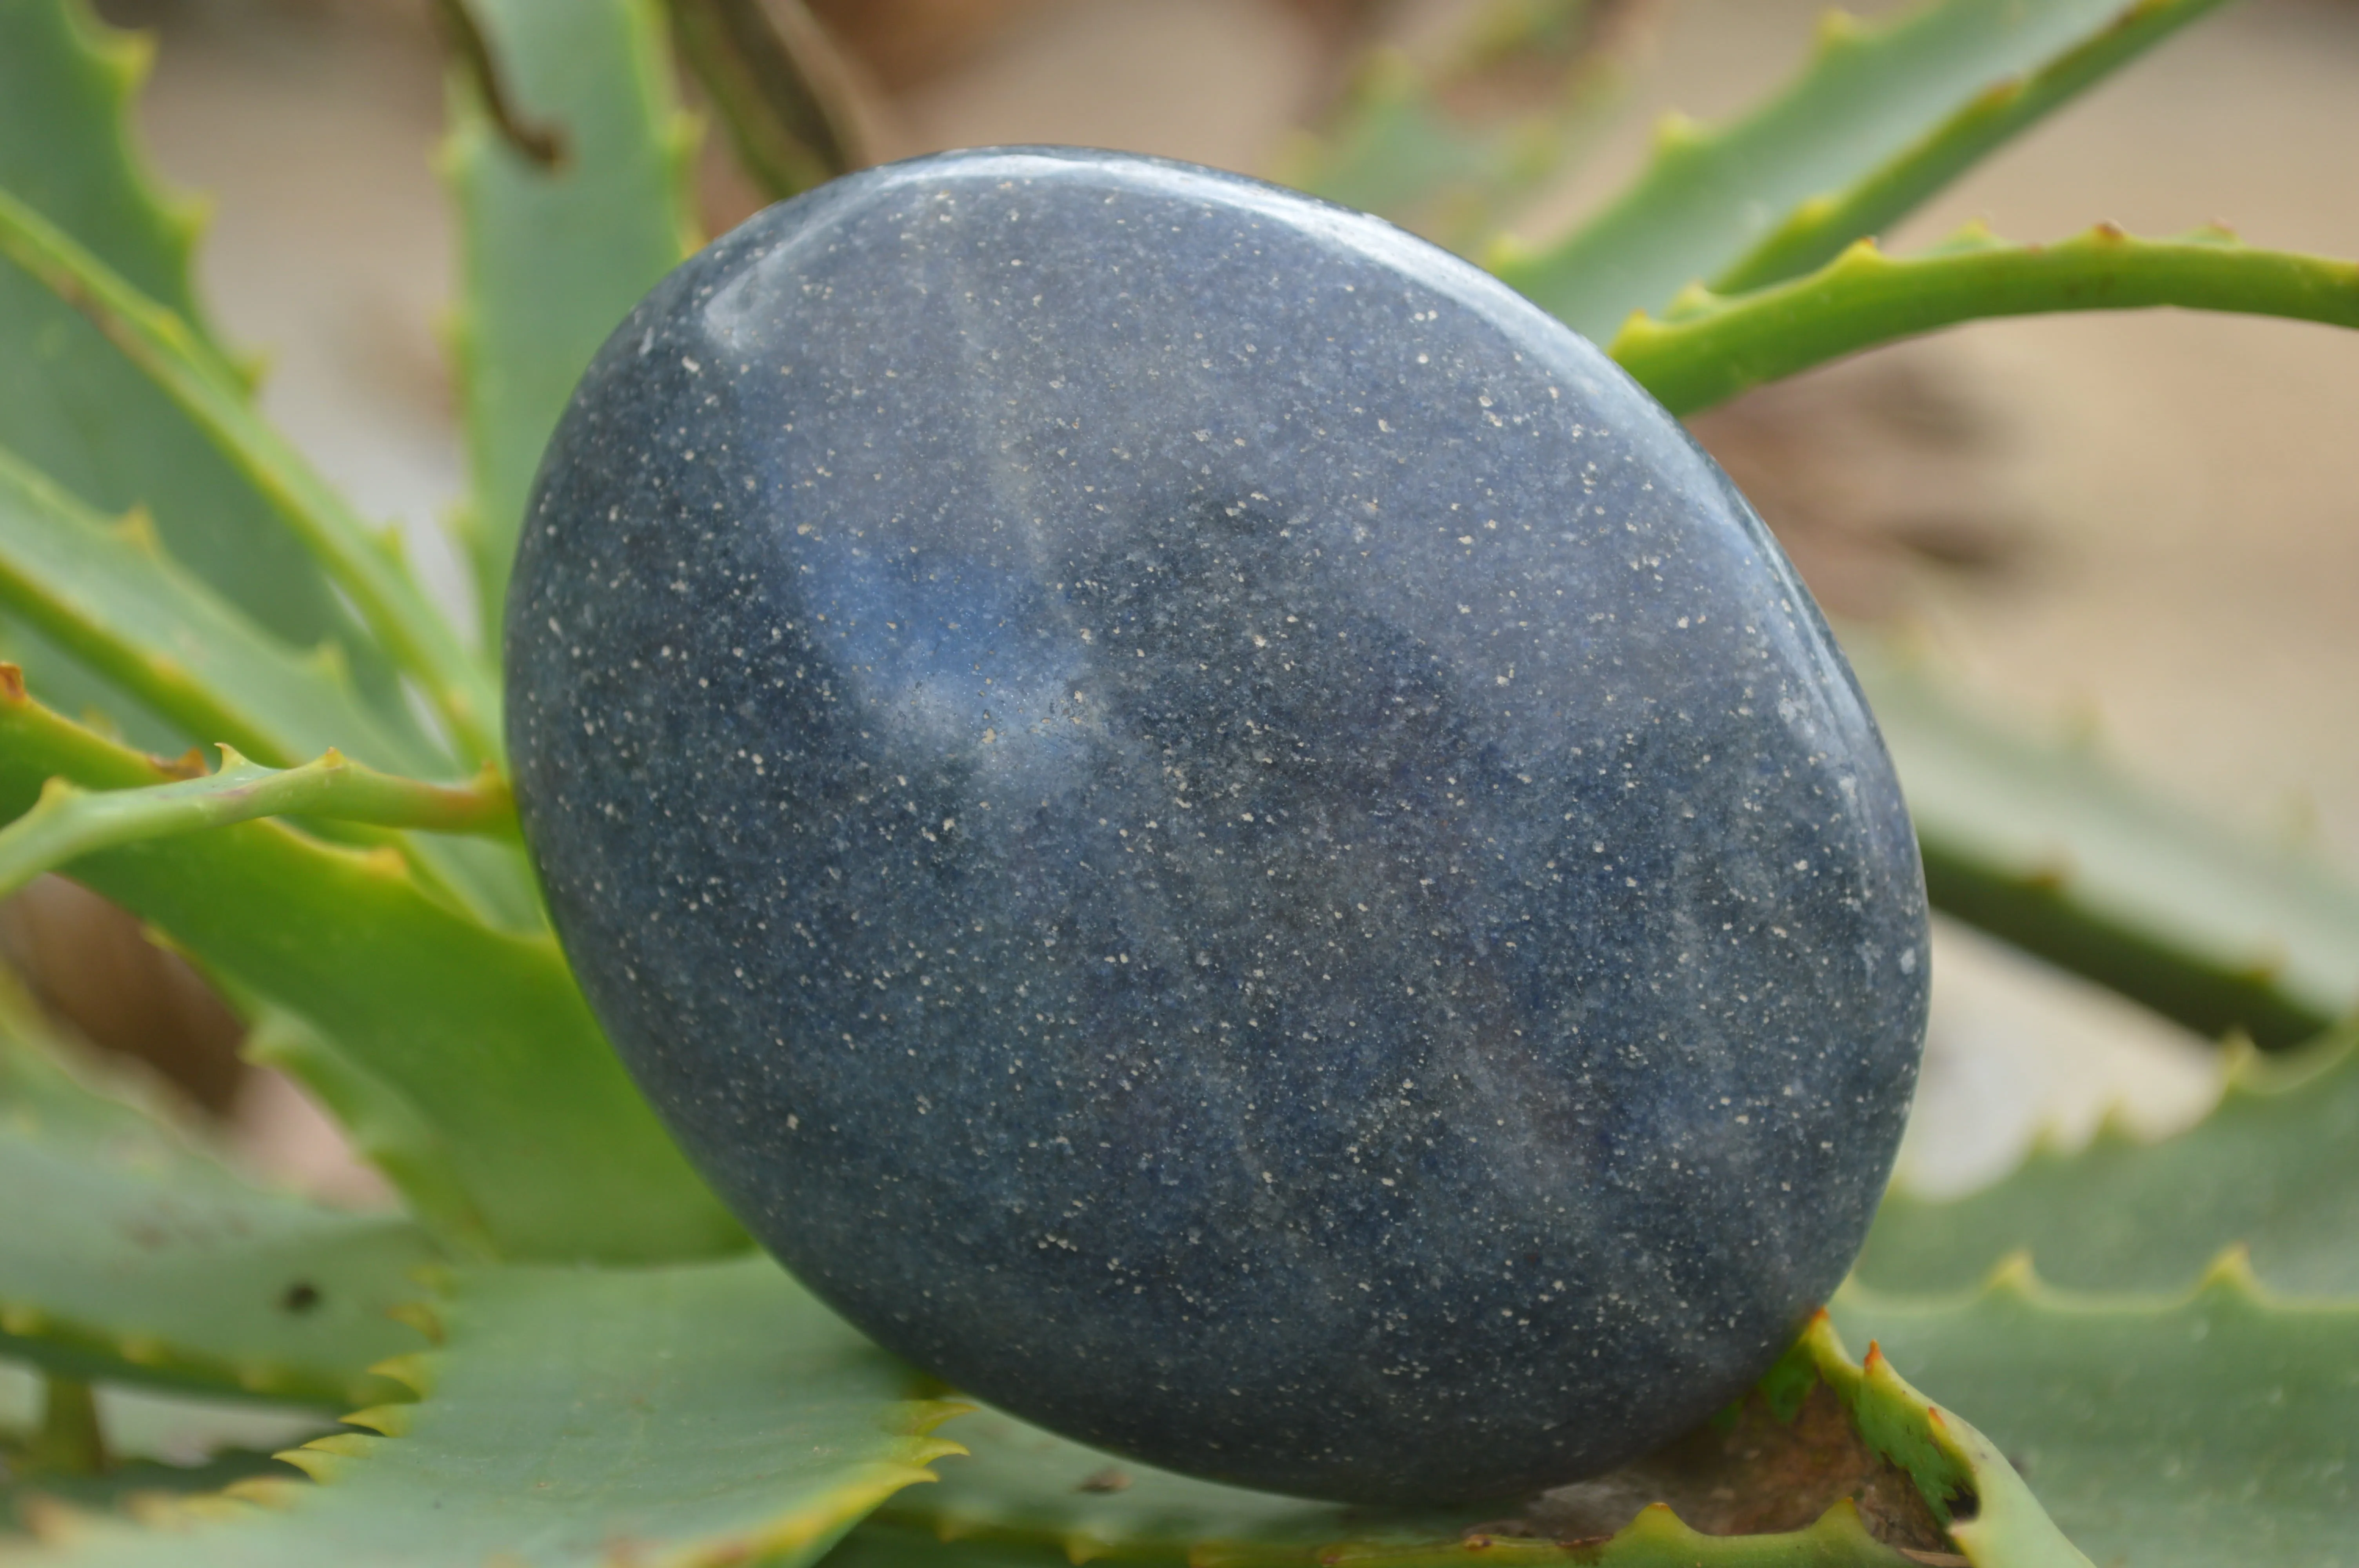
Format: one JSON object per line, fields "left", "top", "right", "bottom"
{"left": 24, "top": 0, "right": 2359, "bottom": 1198}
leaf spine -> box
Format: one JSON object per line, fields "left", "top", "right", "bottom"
{"left": 1983, "top": 1250, "right": 2037, "bottom": 1293}
{"left": 272, "top": 1445, "right": 346, "bottom": 1483}
{"left": 1651, "top": 110, "right": 1707, "bottom": 155}
{"left": 2197, "top": 1241, "right": 2260, "bottom": 1294}
{"left": 1814, "top": 8, "right": 1865, "bottom": 49}
{"left": 387, "top": 1299, "right": 447, "bottom": 1343}
{"left": 111, "top": 504, "right": 162, "bottom": 554}
{"left": 342, "top": 1402, "right": 414, "bottom": 1437}
{"left": 219, "top": 1476, "right": 307, "bottom": 1508}
{"left": 301, "top": 1431, "right": 382, "bottom": 1460}
{"left": 366, "top": 1350, "right": 439, "bottom": 1397}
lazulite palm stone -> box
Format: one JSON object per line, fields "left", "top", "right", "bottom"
{"left": 505, "top": 147, "right": 1928, "bottom": 1504}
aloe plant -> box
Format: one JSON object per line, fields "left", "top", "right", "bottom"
{"left": 1, "top": 0, "right": 2354, "bottom": 1562}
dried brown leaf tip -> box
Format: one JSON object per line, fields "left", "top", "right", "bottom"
{"left": 1514, "top": 1381, "right": 1956, "bottom": 1559}
{"left": 0, "top": 663, "right": 25, "bottom": 703}
{"left": 151, "top": 746, "right": 208, "bottom": 781}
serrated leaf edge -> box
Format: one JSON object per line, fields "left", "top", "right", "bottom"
{"left": 1708, "top": 0, "right": 2231, "bottom": 294}
{"left": 1837, "top": 1246, "right": 2359, "bottom": 1564}
{"left": 1488, "top": 0, "right": 2212, "bottom": 338}
{"left": 0, "top": 1294, "right": 396, "bottom": 1412}
{"left": 7, "top": 1278, "right": 969, "bottom": 1568}
{"left": 39, "top": 0, "right": 237, "bottom": 364}
{"left": 0, "top": 188, "right": 498, "bottom": 761}
{"left": 1798, "top": 1311, "right": 2090, "bottom": 1568}
{"left": 4, "top": 1315, "right": 438, "bottom": 1543}
{"left": 1609, "top": 223, "right": 2359, "bottom": 416}
{"left": 0, "top": 995, "right": 436, "bottom": 1410}
{"left": 873, "top": 1312, "right": 2059, "bottom": 1568}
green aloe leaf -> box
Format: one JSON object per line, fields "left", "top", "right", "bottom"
{"left": 1610, "top": 224, "right": 2359, "bottom": 418}
{"left": 0, "top": 190, "right": 497, "bottom": 763}
{"left": 0, "top": 674, "right": 742, "bottom": 1263}
{"left": 0, "top": 748, "right": 514, "bottom": 908}
{"left": 2, "top": 1366, "right": 333, "bottom": 1532}
{"left": 0, "top": 0, "right": 422, "bottom": 748}
{"left": 1710, "top": 0, "right": 2232, "bottom": 295}
{"left": 6, "top": 1448, "right": 299, "bottom": 1538}
{"left": 1492, "top": 0, "right": 2229, "bottom": 341}
{"left": 852, "top": 1313, "right": 2076, "bottom": 1568}
{"left": 0, "top": 443, "right": 545, "bottom": 929}
{"left": 1836, "top": 1256, "right": 2359, "bottom": 1568}
{"left": 447, "top": 0, "right": 698, "bottom": 653}
{"left": 13, "top": 1257, "right": 962, "bottom": 1568}
{"left": 0, "top": 445, "right": 433, "bottom": 777}
{"left": 1847, "top": 640, "right": 2359, "bottom": 1047}
{"left": 1857, "top": 1020, "right": 2359, "bottom": 1296}
{"left": 834, "top": 1510, "right": 1911, "bottom": 1568}
{"left": 1279, "top": 2, "right": 1632, "bottom": 253}
{"left": 0, "top": 0, "right": 210, "bottom": 334}
{"left": 0, "top": 976, "right": 434, "bottom": 1409}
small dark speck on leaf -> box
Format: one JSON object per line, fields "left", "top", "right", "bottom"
{"left": 280, "top": 1281, "right": 322, "bottom": 1314}
{"left": 1078, "top": 1466, "right": 1131, "bottom": 1493}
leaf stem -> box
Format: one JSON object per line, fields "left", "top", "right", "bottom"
{"left": 1613, "top": 224, "right": 2359, "bottom": 415}
{"left": 0, "top": 746, "right": 516, "bottom": 906}
{"left": 0, "top": 188, "right": 503, "bottom": 762}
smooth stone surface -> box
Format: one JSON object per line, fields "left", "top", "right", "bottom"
{"left": 506, "top": 147, "right": 1929, "bottom": 1504}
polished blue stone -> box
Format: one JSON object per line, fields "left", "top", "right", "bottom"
{"left": 505, "top": 147, "right": 1928, "bottom": 1504}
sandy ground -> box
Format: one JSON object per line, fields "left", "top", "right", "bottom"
{"left": 69, "top": 0, "right": 2359, "bottom": 1196}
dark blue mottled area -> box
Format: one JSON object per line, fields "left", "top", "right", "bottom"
{"left": 505, "top": 147, "right": 1928, "bottom": 1505}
